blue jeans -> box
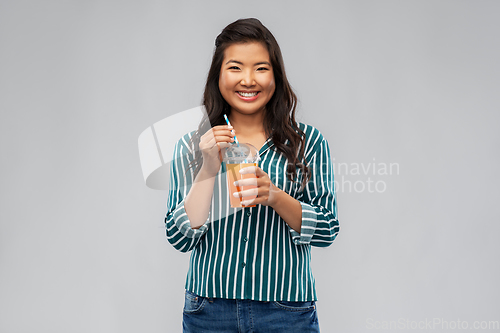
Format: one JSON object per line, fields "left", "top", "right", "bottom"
{"left": 182, "top": 289, "right": 320, "bottom": 333}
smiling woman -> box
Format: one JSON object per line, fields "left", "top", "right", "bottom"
{"left": 164, "top": 18, "right": 340, "bottom": 333}
{"left": 218, "top": 42, "right": 276, "bottom": 118}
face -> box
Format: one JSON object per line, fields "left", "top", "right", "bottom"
{"left": 219, "top": 42, "right": 276, "bottom": 117}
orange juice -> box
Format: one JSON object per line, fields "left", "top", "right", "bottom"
{"left": 226, "top": 163, "right": 257, "bottom": 208}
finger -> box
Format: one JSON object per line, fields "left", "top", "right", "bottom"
{"left": 214, "top": 135, "right": 235, "bottom": 144}
{"left": 214, "top": 129, "right": 236, "bottom": 140}
{"left": 212, "top": 127, "right": 235, "bottom": 138}
{"left": 200, "top": 129, "right": 235, "bottom": 142}
{"left": 239, "top": 166, "right": 256, "bottom": 174}
{"left": 233, "top": 178, "right": 258, "bottom": 187}
{"left": 241, "top": 199, "right": 256, "bottom": 207}
{"left": 217, "top": 142, "right": 233, "bottom": 158}
{"left": 233, "top": 188, "right": 259, "bottom": 199}
{"left": 218, "top": 142, "right": 232, "bottom": 150}
{"left": 201, "top": 139, "right": 222, "bottom": 155}
{"left": 212, "top": 124, "right": 233, "bottom": 131}
{"left": 201, "top": 128, "right": 216, "bottom": 141}
{"left": 239, "top": 166, "right": 267, "bottom": 177}
{"left": 212, "top": 126, "right": 234, "bottom": 134}
{"left": 203, "top": 125, "right": 233, "bottom": 141}
{"left": 241, "top": 196, "right": 267, "bottom": 207}
{"left": 201, "top": 136, "right": 216, "bottom": 149}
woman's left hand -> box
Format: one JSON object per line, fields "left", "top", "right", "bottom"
{"left": 233, "top": 166, "right": 282, "bottom": 208}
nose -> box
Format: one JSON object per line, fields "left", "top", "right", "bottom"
{"left": 240, "top": 70, "right": 255, "bottom": 87}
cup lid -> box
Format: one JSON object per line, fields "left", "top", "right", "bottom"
{"left": 224, "top": 143, "right": 260, "bottom": 163}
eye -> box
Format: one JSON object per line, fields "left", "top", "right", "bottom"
{"left": 228, "top": 66, "right": 240, "bottom": 70}
{"left": 257, "top": 67, "right": 269, "bottom": 71}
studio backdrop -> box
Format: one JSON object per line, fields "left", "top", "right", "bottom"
{"left": 1, "top": 1, "right": 499, "bottom": 332}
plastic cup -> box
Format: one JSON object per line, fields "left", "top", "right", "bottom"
{"left": 224, "top": 143, "right": 260, "bottom": 208}
{"left": 226, "top": 162, "right": 257, "bottom": 208}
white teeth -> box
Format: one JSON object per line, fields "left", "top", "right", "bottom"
{"left": 238, "top": 91, "right": 258, "bottom": 97}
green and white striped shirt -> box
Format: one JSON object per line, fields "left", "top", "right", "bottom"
{"left": 165, "top": 122, "right": 339, "bottom": 302}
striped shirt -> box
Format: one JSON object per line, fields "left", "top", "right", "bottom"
{"left": 165, "top": 122, "right": 339, "bottom": 302}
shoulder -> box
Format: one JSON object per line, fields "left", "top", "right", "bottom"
{"left": 174, "top": 130, "right": 197, "bottom": 156}
{"left": 296, "top": 122, "right": 324, "bottom": 141}
{"left": 296, "top": 122, "right": 327, "bottom": 156}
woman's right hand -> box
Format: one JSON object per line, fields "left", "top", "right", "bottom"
{"left": 199, "top": 125, "right": 235, "bottom": 176}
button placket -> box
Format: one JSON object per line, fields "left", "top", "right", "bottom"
{"left": 241, "top": 214, "right": 250, "bottom": 270}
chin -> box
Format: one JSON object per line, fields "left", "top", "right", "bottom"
{"left": 234, "top": 108, "right": 265, "bottom": 115}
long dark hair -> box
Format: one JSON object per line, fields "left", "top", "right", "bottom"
{"left": 188, "top": 18, "right": 311, "bottom": 191}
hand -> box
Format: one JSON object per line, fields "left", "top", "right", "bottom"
{"left": 232, "top": 166, "right": 282, "bottom": 208}
{"left": 199, "top": 125, "right": 235, "bottom": 177}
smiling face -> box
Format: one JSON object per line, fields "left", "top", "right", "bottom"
{"left": 219, "top": 41, "right": 276, "bottom": 118}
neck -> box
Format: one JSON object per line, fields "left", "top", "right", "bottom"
{"left": 228, "top": 109, "right": 266, "bottom": 136}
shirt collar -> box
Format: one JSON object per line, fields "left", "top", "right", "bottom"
{"left": 259, "top": 137, "right": 274, "bottom": 156}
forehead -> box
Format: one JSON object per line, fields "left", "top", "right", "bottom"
{"left": 223, "top": 42, "right": 271, "bottom": 62}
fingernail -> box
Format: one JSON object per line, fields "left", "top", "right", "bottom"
{"left": 233, "top": 192, "right": 239, "bottom": 197}
{"left": 233, "top": 181, "right": 238, "bottom": 186}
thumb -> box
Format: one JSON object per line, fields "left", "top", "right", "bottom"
{"left": 218, "top": 142, "right": 231, "bottom": 160}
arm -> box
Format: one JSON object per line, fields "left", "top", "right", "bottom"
{"left": 236, "top": 166, "right": 303, "bottom": 233}
{"left": 289, "top": 136, "right": 340, "bottom": 247}
{"left": 165, "top": 137, "right": 211, "bottom": 253}
{"left": 235, "top": 133, "right": 339, "bottom": 247}
{"left": 184, "top": 167, "right": 216, "bottom": 229}
{"left": 184, "top": 124, "right": 233, "bottom": 228}
{"left": 165, "top": 126, "right": 234, "bottom": 252}
{"left": 269, "top": 187, "right": 303, "bottom": 233}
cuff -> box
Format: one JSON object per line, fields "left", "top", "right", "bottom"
{"left": 289, "top": 202, "right": 318, "bottom": 245}
{"left": 172, "top": 199, "right": 210, "bottom": 239}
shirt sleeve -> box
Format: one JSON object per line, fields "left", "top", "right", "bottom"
{"left": 165, "top": 136, "right": 210, "bottom": 253}
{"left": 289, "top": 133, "right": 340, "bottom": 247}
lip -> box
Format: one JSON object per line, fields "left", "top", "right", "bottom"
{"left": 236, "top": 91, "right": 260, "bottom": 101}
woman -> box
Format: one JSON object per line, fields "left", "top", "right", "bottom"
{"left": 165, "top": 18, "right": 339, "bottom": 333}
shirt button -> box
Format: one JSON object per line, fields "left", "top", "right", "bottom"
{"left": 241, "top": 262, "right": 246, "bottom": 268}
{"left": 246, "top": 211, "right": 251, "bottom": 217}
{"left": 243, "top": 237, "right": 248, "bottom": 242}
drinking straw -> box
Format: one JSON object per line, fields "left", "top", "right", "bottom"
{"left": 223, "top": 114, "right": 239, "bottom": 146}
{"left": 223, "top": 115, "right": 245, "bottom": 205}
{"left": 223, "top": 114, "right": 247, "bottom": 163}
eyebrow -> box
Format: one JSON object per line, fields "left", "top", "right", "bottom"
{"left": 225, "top": 60, "right": 271, "bottom": 66}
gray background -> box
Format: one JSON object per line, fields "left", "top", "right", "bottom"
{"left": 1, "top": 1, "right": 499, "bottom": 332}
